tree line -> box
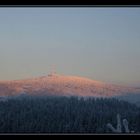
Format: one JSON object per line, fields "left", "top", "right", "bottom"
{"left": 0, "top": 95, "right": 140, "bottom": 133}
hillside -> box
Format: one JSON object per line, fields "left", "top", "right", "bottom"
{"left": 0, "top": 73, "right": 140, "bottom": 97}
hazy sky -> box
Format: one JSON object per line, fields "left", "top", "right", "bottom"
{"left": 0, "top": 8, "right": 140, "bottom": 86}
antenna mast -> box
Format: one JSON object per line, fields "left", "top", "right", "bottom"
{"left": 51, "top": 64, "right": 56, "bottom": 75}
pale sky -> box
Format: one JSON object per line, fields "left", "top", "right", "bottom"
{"left": 0, "top": 8, "right": 140, "bottom": 87}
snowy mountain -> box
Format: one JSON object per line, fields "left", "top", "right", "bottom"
{"left": 0, "top": 73, "right": 140, "bottom": 99}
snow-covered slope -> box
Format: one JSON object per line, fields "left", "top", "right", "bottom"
{"left": 0, "top": 73, "right": 140, "bottom": 97}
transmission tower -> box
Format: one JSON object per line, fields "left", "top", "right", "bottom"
{"left": 51, "top": 64, "right": 56, "bottom": 75}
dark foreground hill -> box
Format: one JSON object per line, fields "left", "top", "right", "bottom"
{"left": 0, "top": 95, "right": 140, "bottom": 133}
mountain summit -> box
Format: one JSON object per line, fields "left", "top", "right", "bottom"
{"left": 0, "top": 73, "right": 140, "bottom": 97}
